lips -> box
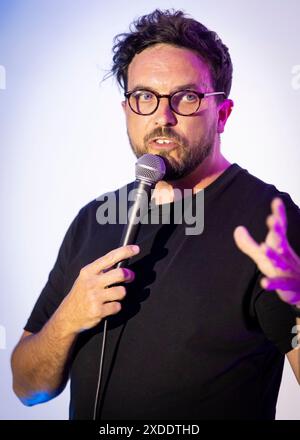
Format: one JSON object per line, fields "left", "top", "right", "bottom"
{"left": 149, "top": 138, "right": 179, "bottom": 150}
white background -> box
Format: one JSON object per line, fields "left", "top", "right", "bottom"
{"left": 0, "top": 0, "right": 299, "bottom": 419}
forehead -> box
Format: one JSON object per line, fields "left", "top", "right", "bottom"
{"left": 127, "top": 43, "right": 213, "bottom": 91}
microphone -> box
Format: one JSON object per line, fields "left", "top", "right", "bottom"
{"left": 116, "top": 153, "right": 166, "bottom": 268}
{"left": 93, "top": 154, "right": 166, "bottom": 420}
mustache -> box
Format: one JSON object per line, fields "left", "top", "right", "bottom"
{"left": 144, "top": 127, "right": 187, "bottom": 146}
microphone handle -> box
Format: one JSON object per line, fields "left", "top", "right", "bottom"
{"left": 116, "top": 178, "right": 153, "bottom": 269}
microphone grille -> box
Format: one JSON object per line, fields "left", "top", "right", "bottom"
{"left": 135, "top": 154, "right": 166, "bottom": 183}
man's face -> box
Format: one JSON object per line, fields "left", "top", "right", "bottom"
{"left": 122, "top": 44, "right": 229, "bottom": 180}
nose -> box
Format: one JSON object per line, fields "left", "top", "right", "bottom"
{"left": 154, "top": 97, "right": 177, "bottom": 127}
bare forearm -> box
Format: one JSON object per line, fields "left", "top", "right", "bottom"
{"left": 11, "top": 245, "right": 139, "bottom": 406}
{"left": 11, "top": 307, "right": 78, "bottom": 405}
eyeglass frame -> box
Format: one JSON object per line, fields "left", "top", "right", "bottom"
{"left": 124, "top": 89, "right": 226, "bottom": 116}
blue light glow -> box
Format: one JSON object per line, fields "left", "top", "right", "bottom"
{"left": 21, "top": 391, "right": 53, "bottom": 406}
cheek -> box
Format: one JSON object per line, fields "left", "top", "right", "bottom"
{"left": 190, "top": 112, "right": 217, "bottom": 135}
{"left": 183, "top": 119, "right": 204, "bottom": 139}
{"left": 127, "top": 113, "right": 149, "bottom": 141}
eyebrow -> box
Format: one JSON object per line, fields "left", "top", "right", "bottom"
{"left": 128, "top": 82, "right": 209, "bottom": 94}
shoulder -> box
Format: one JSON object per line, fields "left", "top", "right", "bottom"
{"left": 233, "top": 163, "right": 299, "bottom": 211}
{"left": 234, "top": 164, "right": 300, "bottom": 249}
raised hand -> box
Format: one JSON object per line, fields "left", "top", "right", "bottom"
{"left": 233, "top": 198, "right": 300, "bottom": 306}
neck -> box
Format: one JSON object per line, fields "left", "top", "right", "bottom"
{"left": 152, "top": 149, "right": 231, "bottom": 205}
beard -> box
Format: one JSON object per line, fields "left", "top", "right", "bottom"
{"left": 127, "top": 126, "right": 215, "bottom": 180}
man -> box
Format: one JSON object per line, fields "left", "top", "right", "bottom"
{"left": 11, "top": 9, "right": 300, "bottom": 420}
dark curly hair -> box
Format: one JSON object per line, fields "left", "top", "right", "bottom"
{"left": 110, "top": 9, "right": 233, "bottom": 100}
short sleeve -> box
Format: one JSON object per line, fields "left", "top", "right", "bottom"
{"left": 254, "top": 278, "right": 297, "bottom": 354}
{"left": 254, "top": 191, "right": 300, "bottom": 354}
{"left": 24, "top": 213, "right": 79, "bottom": 334}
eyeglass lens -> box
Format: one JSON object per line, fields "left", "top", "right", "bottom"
{"left": 129, "top": 90, "right": 201, "bottom": 115}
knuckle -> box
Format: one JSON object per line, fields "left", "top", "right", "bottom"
{"left": 83, "top": 278, "right": 94, "bottom": 290}
{"left": 79, "top": 266, "right": 89, "bottom": 278}
{"left": 118, "top": 268, "right": 127, "bottom": 279}
{"left": 92, "top": 301, "right": 101, "bottom": 317}
{"left": 106, "top": 248, "right": 119, "bottom": 264}
{"left": 86, "top": 275, "right": 100, "bottom": 291}
{"left": 96, "top": 254, "right": 111, "bottom": 272}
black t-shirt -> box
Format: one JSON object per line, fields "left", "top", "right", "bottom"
{"left": 24, "top": 164, "right": 300, "bottom": 420}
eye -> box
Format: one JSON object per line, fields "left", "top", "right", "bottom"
{"left": 133, "top": 90, "right": 155, "bottom": 102}
{"left": 183, "top": 92, "right": 198, "bottom": 102}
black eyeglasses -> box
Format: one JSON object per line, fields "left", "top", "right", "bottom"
{"left": 124, "top": 89, "right": 226, "bottom": 116}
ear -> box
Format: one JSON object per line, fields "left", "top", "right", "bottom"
{"left": 121, "top": 100, "right": 126, "bottom": 114}
{"left": 217, "top": 99, "right": 234, "bottom": 133}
